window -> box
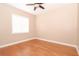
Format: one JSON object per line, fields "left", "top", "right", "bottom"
{"left": 12, "top": 14, "right": 29, "bottom": 34}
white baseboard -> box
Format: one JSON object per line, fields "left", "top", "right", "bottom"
{"left": 0, "top": 37, "right": 34, "bottom": 48}
{"left": 0, "top": 37, "right": 76, "bottom": 48}
{"left": 75, "top": 46, "right": 79, "bottom": 55}
{"left": 35, "top": 37, "right": 76, "bottom": 47}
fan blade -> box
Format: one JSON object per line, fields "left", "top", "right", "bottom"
{"left": 34, "top": 7, "right": 37, "bottom": 11}
{"left": 35, "top": 3, "right": 44, "bottom": 4}
{"left": 39, "top": 5, "right": 45, "bottom": 9}
{"left": 26, "top": 4, "right": 35, "bottom": 6}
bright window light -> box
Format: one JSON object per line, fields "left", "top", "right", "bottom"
{"left": 12, "top": 14, "right": 29, "bottom": 34}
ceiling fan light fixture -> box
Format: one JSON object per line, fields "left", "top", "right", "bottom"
{"left": 34, "top": 4, "right": 39, "bottom": 7}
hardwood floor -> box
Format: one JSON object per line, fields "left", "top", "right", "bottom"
{"left": 0, "top": 39, "right": 78, "bottom": 56}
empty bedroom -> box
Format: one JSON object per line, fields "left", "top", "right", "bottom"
{"left": 0, "top": 3, "right": 79, "bottom": 56}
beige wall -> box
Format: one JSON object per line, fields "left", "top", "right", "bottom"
{"left": 36, "top": 4, "right": 77, "bottom": 45}
{"left": 0, "top": 4, "right": 36, "bottom": 46}
{"left": 77, "top": 4, "right": 79, "bottom": 50}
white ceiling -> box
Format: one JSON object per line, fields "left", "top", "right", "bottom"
{"left": 9, "top": 3, "right": 67, "bottom": 15}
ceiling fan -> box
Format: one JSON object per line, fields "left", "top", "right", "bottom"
{"left": 26, "top": 3, "right": 45, "bottom": 11}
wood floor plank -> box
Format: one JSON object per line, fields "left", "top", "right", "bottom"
{"left": 0, "top": 39, "right": 78, "bottom": 56}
